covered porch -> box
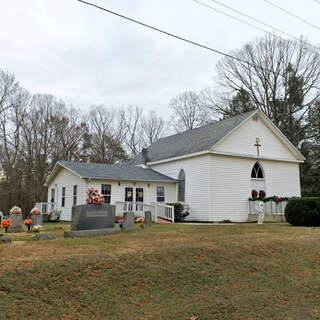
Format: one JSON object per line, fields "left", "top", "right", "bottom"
{"left": 248, "top": 199, "right": 288, "bottom": 222}
{"left": 35, "top": 201, "right": 175, "bottom": 223}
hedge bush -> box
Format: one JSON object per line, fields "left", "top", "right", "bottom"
{"left": 166, "top": 203, "right": 189, "bottom": 222}
{"left": 284, "top": 197, "right": 320, "bottom": 226}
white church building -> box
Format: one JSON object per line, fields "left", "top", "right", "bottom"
{"left": 43, "top": 109, "right": 304, "bottom": 222}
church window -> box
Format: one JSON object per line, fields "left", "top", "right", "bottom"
{"left": 101, "top": 184, "right": 111, "bottom": 204}
{"left": 61, "top": 187, "right": 66, "bottom": 207}
{"left": 157, "top": 186, "right": 165, "bottom": 202}
{"left": 178, "top": 169, "right": 185, "bottom": 202}
{"left": 251, "top": 162, "right": 264, "bottom": 179}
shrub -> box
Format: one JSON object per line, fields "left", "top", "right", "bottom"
{"left": 166, "top": 203, "right": 189, "bottom": 222}
{"left": 285, "top": 197, "right": 320, "bottom": 226}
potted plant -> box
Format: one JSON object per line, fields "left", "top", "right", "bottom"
{"left": 1, "top": 219, "right": 10, "bottom": 233}
{"left": 251, "top": 189, "right": 258, "bottom": 200}
{"left": 32, "top": 225, "right": 41, "bottom": 233}
{"left": 134, "top": 216, "right": 145, "bottom": 228}
{"left": 24, "top": 219, "right": 32, "bottom": 232}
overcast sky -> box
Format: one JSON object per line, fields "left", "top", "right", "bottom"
{"left": 1, "top": 0, "right": 319, "bottom": 119}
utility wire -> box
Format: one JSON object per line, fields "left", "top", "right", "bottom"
{"left": 262, "top": 0, "right": 320, "bottom": 31}
{"left": 76, "top": 0, "right": 285, "bottom": 75}
{"left": 195, "top": 0, "right": 320, "bottom": 53}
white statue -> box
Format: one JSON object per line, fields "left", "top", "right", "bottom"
{"left": 257, "top": 201, "right": 265, "bottom": 224}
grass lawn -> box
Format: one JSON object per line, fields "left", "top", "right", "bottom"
{"left": 1, "top": 223, "right": 320, "bottom": 319}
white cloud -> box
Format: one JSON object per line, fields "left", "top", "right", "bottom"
{"left": 1, "top": 0, "right": 320, "bottom": 119}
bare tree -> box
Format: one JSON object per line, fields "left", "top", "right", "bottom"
{"left": 123, "top": 106, "right": 144, "bottom": 156}
{"left": 141, "top": 110, "right": 167, "bottom": 145}
{"left": 169, "top": 91, "right": 208, "bottom": 132}
{"left": 87, "top": 105, "right": 127, "bottom": 163}
{"left": 205, "top": 34, "right": 320, "bottom": 145}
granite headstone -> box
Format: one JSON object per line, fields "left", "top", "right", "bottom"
{"left": 31, "top": 214, "right": 43, "bottom": 227}
{"left": 144, "top": 211, "right": 152, "bottom": 227}
{"left": 8, "top": 214, "right": 23, "bottom": 233}
{"left": 71, "top": 204, "right": 115, "bottom": 231}
{"left": 123, "top": 212, "right": 134, "bottom": 231}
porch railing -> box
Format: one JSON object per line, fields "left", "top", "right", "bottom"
{"left": 248, "top": 200, "right": 288, "bottom": 214}
{"left": 115, "top": 202, "right": 175, "bottom": 223}
{"left": 35, "top": 202, "right": 57, "bottom": 215}
{"left": 152, "top": 202, "right": 175, "bottom": 223}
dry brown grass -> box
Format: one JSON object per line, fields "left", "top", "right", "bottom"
{"left": 1, "top": 223, "right": 320, "bottom": 319}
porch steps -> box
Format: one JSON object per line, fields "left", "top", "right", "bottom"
{"left": 156, "top": 217, "right": 173, "bottom": 224}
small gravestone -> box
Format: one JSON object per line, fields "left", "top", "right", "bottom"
{"left": 123, "top": 212, "right": 134, "bottom": 230}
{"left": 0, "top": 211, "right": 3, "bottom": 222}
{"left": 31, "top": 215, "right": 43, "bottom": 227}
{"left": 71, "top": 204, "right": 115, "bottom": 231}
{"left": 8, "top": 214, "right": 23, "bottom": 233}
{"left": 144, "top": 211, "right": 152, "bottom": 227}
{"left": 33, "top": 233, "right": 56, "bottom": 241}
{"left": 0, "top": 236, "right": 12, "bottom": 244}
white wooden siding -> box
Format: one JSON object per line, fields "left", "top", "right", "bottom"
{"left": 47, "top": 168, "right": 87, "bottom": 221}
{"left": 213, "top": 116, "right": 297, "bottom": 161}
{"left": 47, "top": 168, "right": 176, "bottom": 221}
{"left": 210, "top": 154, "right": 301, "bottom": 222}
{"left": 87, "top": 180, "right": 176, "bottom": 205}
{"left": 150, "top": 155, "right": 212, "bottom": 221}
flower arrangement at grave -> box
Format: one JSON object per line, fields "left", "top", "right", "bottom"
{"left": 118, "top": 218, "right": 123, "bottom": 229}
{"left": 24, "top": 219, "right": 32, "bottom": 231}
{"left": 86, "top": 188, "right": 104, "bottom": 205}
{"left": 32, "top": 225, "right": 41, "bottom": 233}
{"left": 1, "top": 219, "right": 10, "bottom": 232}
{"left": 274, "top": 195, "right": 279, "bottom": 205}
{"left": 134, "top": 216, "right": 145, "bottom": 228}
{"left": 30, "top": 207, "right": 41, "bottom": 215}
{"left": 9, "top": 205, "right": 22, "bottom": 215}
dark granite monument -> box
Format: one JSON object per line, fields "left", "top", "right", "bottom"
{"left": 71, "top": 204, "right": 115, "bottom": 231}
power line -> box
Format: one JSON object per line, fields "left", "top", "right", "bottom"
{"left": 262, "top": 0, "right": 320, "bottom": 31}
{"left": 195, "top": 0, "right": 320, "bottom": 54}
{"left": 76, "top": 0, "right": 285, "bottom": 75}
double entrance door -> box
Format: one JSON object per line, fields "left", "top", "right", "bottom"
{"left": 124, "top": 187, "right": 144, "bottom": 211}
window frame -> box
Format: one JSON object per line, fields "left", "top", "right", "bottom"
{"left": 73, "top": 185, "right": 77, "bottom": 206}
{"left": 157, "top": 186, "right": 165, "bottom": 203}
{"left": 61, "top": 187, "right": 66, "bottom": 207}
{"left": 178, "top": 169, "right": 185, "bottom": 202}
{"left": 125, "top": 187, "right": 134, "bottom": 202}
{"left": 251, "top": 162, "right": 264, "bottom": 180}
{"left": 101, "top": 184, "right": 112, "bottom": 204}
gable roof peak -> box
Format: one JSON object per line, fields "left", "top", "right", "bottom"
{"left": 132, "top": 109, "right": 258, "bottom": 164}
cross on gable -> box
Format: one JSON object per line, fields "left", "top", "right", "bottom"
{"left": 254, "top": 138, "right": 261, "bottom": 156}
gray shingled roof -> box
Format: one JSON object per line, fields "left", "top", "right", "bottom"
{"left": 58, "top": 161, "right": 176, "bottom": 182}
{"left": 133, "top": 110, "right": 257, "bottom": 164}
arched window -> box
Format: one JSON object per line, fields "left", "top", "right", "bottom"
{"left": 251, "top": 162, "right": 264, "bottom": 179}
{"left": 178, "top": 169, "right": 185, "bottom": 202}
